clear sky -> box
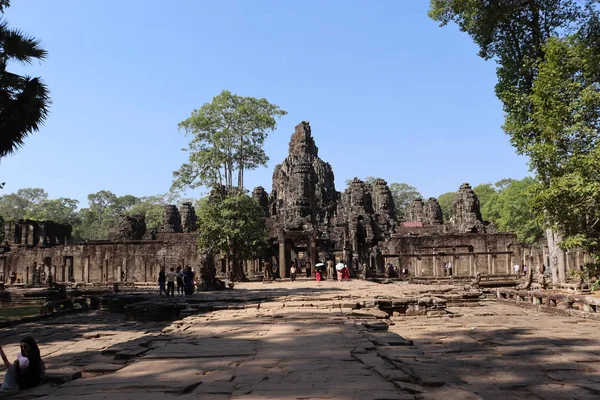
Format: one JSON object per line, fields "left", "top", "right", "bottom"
{"left": 1, "top": 0, "right": 531, "bottom": 207}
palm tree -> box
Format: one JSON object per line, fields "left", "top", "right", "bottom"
{"left": 0, "top": 0, "right": 50, "bottom": 158}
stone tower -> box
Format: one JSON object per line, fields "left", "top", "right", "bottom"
{"left": 423, "top": 197, "right": 443, "bottom": 225}
{"left": 269, "top": 121, "right": 337, "bottom": 231}
{"left": 452, "top": 183, "right": 486, "bottom": 233}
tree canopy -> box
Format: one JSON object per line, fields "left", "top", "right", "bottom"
{"left": 429, "top": 0, "right": 600, "bottom": 280}
{"left": 196, "top": 193, "right": 267, "bottom": 281}
{"left": 172, "top": 90, "right": 287, "bottom": 194}
{"left": 0, "top": 0, "right": 50, "bottom": 158}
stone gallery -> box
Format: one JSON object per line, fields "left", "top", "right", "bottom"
{"left": 0, "top": 122, "right": 588, "bottom": 284}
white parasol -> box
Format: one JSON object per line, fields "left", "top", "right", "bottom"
{"left": 315, "top": 262, "right": 325, "bottom": 267}
{"left": 335, "top": 263, "right": 345, "bottom": 271}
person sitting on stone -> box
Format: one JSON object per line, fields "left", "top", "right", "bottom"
{"left": 0, "top": 337, "right": 45, "bottom": 393}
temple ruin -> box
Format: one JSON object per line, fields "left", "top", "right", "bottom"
{"left": 0, "top": 121, "right": 590, "bottom": 284}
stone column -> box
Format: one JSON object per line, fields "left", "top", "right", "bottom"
{"left": 432, "top": 252, "right": 438, "bottom": 277}
{"left": 451, "top": 254, "right": 457, "bottom": 276}
{"left": 21, "top": 224, "right": 28, "bottom": 246}
{"left": 491, "top": 255, "right": 496, "bottom": 275}
{"left": 310, "top": 237, "right": 317, "bottom": 276}
{"left": 84, "top": 257, "right": 89, "bottom": 283}
{"left": 279, "top": 240, "right": 288, "bottom": 279}
{"left": 469, "top": 253, "right": 475, "bottom": 276}
{"left": 487, "top": 254, "right": 492, "bottom": 274}
{"left": 416, "top": 258, "right": 421, "bottom": 277}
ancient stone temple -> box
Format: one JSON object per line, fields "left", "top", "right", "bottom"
{"left": 262, "top": 121, "right": 397, "bottom": 277}
{"left": 452, "top": 183, "right": 491, "bottom": 233}
{"left": 0, "top": 120, "right": 583, "bottom": 285}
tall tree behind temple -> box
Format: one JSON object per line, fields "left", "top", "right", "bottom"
{"left": 429, "top": 0, "right": 599, "bottom": 282}
{"left": 0, "top": 0, "right": 50, "bottom": 158}
{"left": 172, "top": 90, "right": 287, "bottom": 195}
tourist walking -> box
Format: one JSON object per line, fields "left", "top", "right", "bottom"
{"left": 158, "top": 266, "right": 167, "bottom": 297}
{"left": 166, "top": 267, "right": 177, "bottom": 297}
{"left": 513, "top": 264, "right": 521, "bottom": 276}
{"left": 523, "top": 265, "right": 528, "bottom": 276}
{"left": 335, "top": 260, "right": 344, "bottom": 281}
{"left": 443, "top": 262, "right": 447, "bottom": 276}
{"left": 305, "top": 261, "right": 312, "bottom": 278}
{"left": 342, "top": 263, "right": 350, "bottom": 281}
{"left": 290, "top": 262, "right": 297, "bottom": 282}
{"left": 183, "top": 266, "right": 195, "bottom": 295}
{"left": 176, "top": 266, "right": 184, "bottom": 295}
{"left": 263, "top": 261, "right": 272, "bottom": 281}
{"left": 447, "top": 262, "right": 453, "bottom": 276}
{"left": 0, "top": 336, "right": 45, "bottom": 393}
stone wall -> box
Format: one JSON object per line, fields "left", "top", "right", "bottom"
{"left": 0, "top": 233, "right": 199, "bottom": 284}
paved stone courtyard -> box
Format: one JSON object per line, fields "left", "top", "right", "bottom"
{"left": 2, "top": 280, "right": 600, "bottom": 399}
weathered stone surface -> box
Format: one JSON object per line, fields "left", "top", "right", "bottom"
{"left": 407, "top": 198, "right": 425, "bottom": 224}
{"left": 179, "top": 202, "right": 197, "bottom": 233}
{"left": 452, "top": 183, "right": 487, "bottom": 233}
{"left": 423, "top": 197, "right": 443, "bottom": 226}
{"left": 110, "top": 214, "right": 146, "bottom": 240}
{"left": 160, "top": 204, "right": 182, "bottom": 233}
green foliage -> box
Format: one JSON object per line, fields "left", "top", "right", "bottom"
{"left": 196, "top": 194, "right": 267, "bottom": 279}
{"left": 570, "top": 262, "right": 600, "bottom": 291}
{"left": 389, "top": 183, "right": 422, "bottom": 220}
{"left": 124, "top": 195, "right": 167, "bottom": 231}
{"left": 0, "top": 1, "right": 50, "bottom": 158}
{"left": 0, "top": 188, "right": 174, "bottom": 242}
{"left": 472, "top": 183, "right": 498, "bottom": 221}
{"left": 173, "top": 90, "right": 287, "bottom": 193}
{"left": 429, "top": 0, "right": 600, "bottom": 265}
{"left": 437, "top": 192, "right": 454, "bottom": 222}
{"left": 484, "top": 177, "right": 544, "bottom": 243}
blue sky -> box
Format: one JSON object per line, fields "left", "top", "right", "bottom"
{"left": 1, "top": 0, "right": 530, "bottom": 207}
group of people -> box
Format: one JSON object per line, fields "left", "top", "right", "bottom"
{"left": 158, "top": 265, "right": 195, "bottom": 297}
{"left": 442, "top": 262, "right": 454, "bottom": 276}
{"left": 513, "top": 264, "right": 529, "bottom": 276}
{"left": 1, "top": 337, "right": 44, "bottom": 393}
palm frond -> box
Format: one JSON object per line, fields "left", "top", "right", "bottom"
{"left": 0, "top": 75, "right": 50, "bottom": 157}
{"left": 0, "top": 21, "right": 48, "bottom": 64}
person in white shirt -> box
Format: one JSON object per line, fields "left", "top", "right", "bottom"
{"left": 166, "top": 267, "right": 178, "bottom": 298}
{"left": 514, "top": 264, "right": 521, "bottom": 276}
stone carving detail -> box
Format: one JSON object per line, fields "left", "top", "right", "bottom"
{"left": 160, "top": 205, "right": 182, "bottom": 233}
{"left": 452, "top": 183, "right": 487, "bottom": 233}
{"left": 406, "top": 198, "right": 425, "bottom": 223}
{"left": 423, "top": 197, "right": 443, "bottom": 226}
{"left": 179, "top": 202, "right": 197, "bottom": 233}
{"left": 252, "top": 186, "right": 269, "bottom": 217}
{"left": 371, "top": 179, "right": 396, "bottom": 220}
{"left": 269, "top": 121, "right": 337, "bottom": 231}
{"left": 112, "top": 215, "right": 146, "bottom": 240}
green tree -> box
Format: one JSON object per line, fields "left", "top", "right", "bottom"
{"left": 125, "top": 194, "right": 168, "bottom": 231}
{"left": 0, "top": 188, "right": 48, "bottom": 221}
{"left": 196, "top": 193, "right": 267, "bottom": 281}
{"left": 76, "top": 191, "right": 143, "bottom": 240}
{"left": 522, "top": 33, "right": 600, "bottom": 257}
{"left": 428, "top": 0, "right": 597, "bottom": 282}
{"left": 28, "top": 198, "right": 80, "bottom": 226}
{"left": 437, "top": 192, "right": 454, "bottom": 222}
{"left": 0, "top": 0, "right": 50, "bottom": 158}
{"left": 483, "top": 177, "right": 544, "bottom": 243}
{"left": 389, "top": 183, "right": 422, "bottom": 220}
{"left": 173, "top": 90, "right": 287, "bottom": 194}
{"left": 473, "top": 183, "right": 498, "bottom": 222}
